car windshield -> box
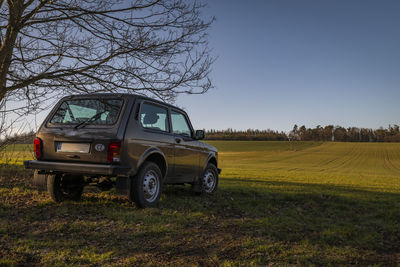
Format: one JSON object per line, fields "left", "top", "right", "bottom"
{"left": 49, "top": 98, "right": 123, "bottom": 126}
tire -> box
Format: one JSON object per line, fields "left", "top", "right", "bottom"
{"left": 192, "top": 163, "right": 219, "bottom": 194}
{"left": 47, "top": 174, "right": 84, "bottom": 202}
{"left": 130, "top": 162, "right": 162, "bottom": 208}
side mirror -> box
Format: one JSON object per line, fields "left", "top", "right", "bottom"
{"left": 194, "top": 130, "right": 205, "bottom": 140}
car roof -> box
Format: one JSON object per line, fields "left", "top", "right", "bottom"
{"left": 62, "top": 93, "right": 188, "bottom": 115}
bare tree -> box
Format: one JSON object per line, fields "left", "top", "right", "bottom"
{"left": 0, "top": 0, "right": 214, "bottom": 117}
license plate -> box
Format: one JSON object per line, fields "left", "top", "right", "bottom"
{"left": 57, "top": 142, "right": 90, "bottom": 153}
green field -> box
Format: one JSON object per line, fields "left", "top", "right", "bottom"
{"left": 0, "top": 144, "right": 33, "bottom": 165}
{"left": 208, "top": 141, "right": 400, "bottom": 192}
{"left": 0, "top": 141, "right": 399, "bottom": 266}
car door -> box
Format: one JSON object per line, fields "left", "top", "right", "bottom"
{"left": 170, "top": 109, "right": 202, "bottom": 182}
{"left": 124, "top": 100, "right": 175, "bottom": 178}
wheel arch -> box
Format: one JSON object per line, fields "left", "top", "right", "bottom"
{"left": 136, "top": 147, "right": 167, "bottom": 179}
{"left": 208, "top": 156, "right": 218, "bottom": 168}
{"left": 202, "top": 152, "right": 218, "bottom": 172}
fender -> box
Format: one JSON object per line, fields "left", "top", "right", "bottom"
{"left": 192, "top": 152, "right": 219, "bottom": 191}
{"left": 202, "top": 152, "right": 218, "bottom": 173}
{"left": 129, "top": 147, "right": 168, "bottom": 179}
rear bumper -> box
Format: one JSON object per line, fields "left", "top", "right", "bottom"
{"left": 24, "top": 160, "right": 130, "bottom": 176}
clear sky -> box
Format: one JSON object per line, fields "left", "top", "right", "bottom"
{"left": 176, "top": 0, "right": 400, "bottom": 132}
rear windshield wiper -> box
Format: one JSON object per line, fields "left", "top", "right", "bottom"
{"left": 74, "top": 111, "right": 105, "bottom": 129}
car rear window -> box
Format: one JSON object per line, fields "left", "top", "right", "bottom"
{"left": 49, "top": 99, "right": 124, "bottom": 125}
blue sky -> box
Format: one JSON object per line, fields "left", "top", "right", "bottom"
{"left": 176, "top": 0, "right": 400, "bottom": 131}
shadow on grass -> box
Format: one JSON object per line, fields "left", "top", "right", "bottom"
{"left": 1, "top": 176, "right": 399, "bottom": 265}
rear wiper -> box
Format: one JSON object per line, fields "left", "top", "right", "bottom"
{"left": 74, "top": 111, "right": 105, "bottom": 129}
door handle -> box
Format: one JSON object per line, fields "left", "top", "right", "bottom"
{"left": 175, "top": 138, "right": 182, "bottom": 144}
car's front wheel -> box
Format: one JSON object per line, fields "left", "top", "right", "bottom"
{"left": 192, "top": 163, "right": 219, "bottom": 194}
{"left": 130, "top": 162, "right": 162, "bottom": 208}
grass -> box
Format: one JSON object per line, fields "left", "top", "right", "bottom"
{"left": 0, "top": 141, "right": 399, "bottom": 266}
{"left": 0, "top": 144, "right": 33, "bottom": 165}
{"left": 213, "top": 141, "right": 400, "bottom": 192}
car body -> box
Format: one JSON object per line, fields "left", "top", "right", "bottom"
{"left": 24, "top": 93, "right": 220, "bottom": 207}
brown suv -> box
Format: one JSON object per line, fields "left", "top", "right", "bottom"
{"left": 24, "top": 94, "right": 220, "bottom": 208}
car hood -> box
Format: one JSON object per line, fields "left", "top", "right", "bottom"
{"left": 202, "top": 142, "right": 218, "bottom": 153}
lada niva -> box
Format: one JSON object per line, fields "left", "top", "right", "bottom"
{"left": 24, "top": 94, "right": 220, "bottom": 208}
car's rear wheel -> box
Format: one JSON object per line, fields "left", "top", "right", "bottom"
{"left": 130, "top": 162, "right": 162, "bottom": 208}
{"left": 47, "top": 174, "right": 84, "bottom": 202}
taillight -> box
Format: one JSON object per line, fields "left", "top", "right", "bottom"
{"left": 107, "top": 142, "right": 121, "bottom": 163}
{"left": 34, "top": 138, "right": 42, "bottom": 159}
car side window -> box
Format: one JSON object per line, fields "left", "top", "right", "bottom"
{"left": 171, "top": 110, "right": 192, "bottom": 137}
{"left": 140, "top": 103, "right": 169, "bottom": 132}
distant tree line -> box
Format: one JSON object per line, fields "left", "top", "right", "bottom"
{"left": 206, "top": 128, "right": 289, "bottom": 141}
{"left": 206, "top": 125, "right": 400, "bottom": 142}
{"left": 288, "top": 125, "right": 400, "bottom": 142}
{"left": 0, "top": 131, "right": 35, "bottom": 148}
{"left": 1, "top": 125, "right": 400, "bottom": 145}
